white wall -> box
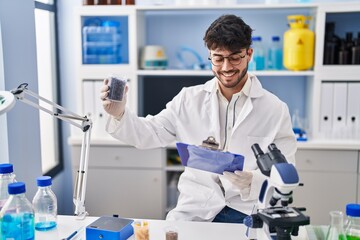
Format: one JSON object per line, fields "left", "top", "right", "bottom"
{"left": 0, "top": 0, "right": 42, "bottom": 198}
{"left": 0, "top": 21, "right": 10, "bottom": 164}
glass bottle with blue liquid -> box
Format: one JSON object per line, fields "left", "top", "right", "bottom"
{"left": 249, "top": 36, "right": 265, "bottom": 71}
{"left": 268, "top": 36, "right": 283, "bottom": 70}
{"left": 32, "top": 176, "right": 57, "bottom": 231}
{"left": 0, "top": 182, "right": 35, "bottom": 240}
{"left": 0, "top": 163, "right": 16, "bottom": 211}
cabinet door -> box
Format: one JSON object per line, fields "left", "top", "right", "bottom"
{"left": 293, "top": 149, "right": 358, "bottom": 225}
{"left": 85, "top": 167, "right": 164, "bottom": 219}
{"left": 71, "top": 145, "right": 166, "bottom": 219}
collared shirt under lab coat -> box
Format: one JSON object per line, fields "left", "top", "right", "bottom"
{"left": 106, "top": 73, "right": 297, "bottom": 222}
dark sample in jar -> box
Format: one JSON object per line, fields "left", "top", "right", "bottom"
{"left": 108, "top": 0, "right": 122, "bottom": 4}
{"left": 83, "top": 0, "right": 94, "bottom": 5}
{"left": 166, "top": 231, "right": 178, "bottom": 240}
{"left": 108, "top": 77, "right": 126, "bottom": 102}
{"left": 126, "top": 0, "right": 135, "bottom": 5}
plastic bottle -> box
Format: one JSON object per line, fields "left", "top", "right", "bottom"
{"left": 251, "top": 36, "right": 265, "bottom": 70}
{"left": 32, "top": 176, "right": 57, "bottom": 231}
{"left": 345, "top": 203, "right": 360, "bottom": 240}
{"left": 0, "top": 163, "right": 16, "bottom": 211}
{"left": 268, "top": 36, "right": 283, "bottom": 70}
{"left": 0, "top": 182, "right": 35, "bottom": 240}
{"left": 325, "top": 211, "right": 347, "bottom": 240}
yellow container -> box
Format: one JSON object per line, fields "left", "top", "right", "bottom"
{"left": 283, "top": 15, "right": 315, "bottom": 71}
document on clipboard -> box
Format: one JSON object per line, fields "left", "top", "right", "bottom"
{"left": 176, "top": 142, "right": 244, "bottom": 174}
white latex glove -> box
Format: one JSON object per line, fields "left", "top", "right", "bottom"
{"left": 223, "top": 171, "right": 253, "bottom": 196}
{"left": 100, "top": 78, "right": 128, "bottom": 119}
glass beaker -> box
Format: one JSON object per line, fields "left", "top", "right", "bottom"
{"left": 326, "top": 211, "right": 347, "bottom": 240}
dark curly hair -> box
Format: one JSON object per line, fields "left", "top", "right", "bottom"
{"left": 203, "top": 14, "right": 253, "bottom": 53}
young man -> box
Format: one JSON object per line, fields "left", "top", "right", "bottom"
{"left": 100, "top": 14, "right": 296, "bottom": 223}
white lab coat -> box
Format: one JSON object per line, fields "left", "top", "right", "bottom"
{"left": 106, "top": 73, "right": 297, "bottom": 222}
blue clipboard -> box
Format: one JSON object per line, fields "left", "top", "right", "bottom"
{"left": 176, "top": 142, "right": 244, "bottom": 174}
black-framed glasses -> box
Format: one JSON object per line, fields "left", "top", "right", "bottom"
{"left": 208, "top": 52, "right": 247, "bottom": 66}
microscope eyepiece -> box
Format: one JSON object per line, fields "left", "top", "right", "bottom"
{"left": 251, "top": 143, "right": 264, "bottom": 158}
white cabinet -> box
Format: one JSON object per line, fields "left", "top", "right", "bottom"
{"left": 293, "top": 149, "right": 358, "bottom": 225}
{"left": 70, "top": 144, "right": 167, "bottom": 219}
{"left": 70, "top": 2, "right": 360, "bottom": 220}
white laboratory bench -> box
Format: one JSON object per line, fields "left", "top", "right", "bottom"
{"left": 36, "top": 215, "right": 321, "bottom": 240}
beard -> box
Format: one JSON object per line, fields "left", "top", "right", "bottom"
{"left": 213, "top": 61, "right": 248, "bottom": 89}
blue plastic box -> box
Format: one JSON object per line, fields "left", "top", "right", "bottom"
{"left": 86, "top": 216, "right": 134, "bottom": 240}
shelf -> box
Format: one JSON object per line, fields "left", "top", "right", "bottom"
{"left": 137, "top": 69, "right": 314, "bottom": 77}
{"left": 135, "top": 3, "right": 318, "bottom": 11}
{"left": 316, "top": 65, "right": 360, "bottom": 80}
{"left": 165, "top": 165, "right": 185, "bottom": 172}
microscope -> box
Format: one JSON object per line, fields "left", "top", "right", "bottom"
{"left": 244, "top": 143, "right": 310, "bottom": 240}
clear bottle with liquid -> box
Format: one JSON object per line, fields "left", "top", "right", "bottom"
{"left": 267, "top": 36, "right": 283, "bottom": 70}
{"left": 0, "top": 182, "right": 35, "bottom": 240}
{"left": 0, "top": 163, "right": 16, "bottom": 211}
{"left": 325, "top": 211, "right": 347, "bottom": 240}
{"left": 32, "top": 176, "right": 57, "bottom": 231}
{"left": 251, "top": 36, "right": 265, "bottom": 70}
{"left": 345, "top": 203, "right": 360, "bottom": 240}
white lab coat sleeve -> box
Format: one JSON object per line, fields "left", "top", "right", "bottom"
{"left": 105, "top": 89, "right": 186, "bottom": 149}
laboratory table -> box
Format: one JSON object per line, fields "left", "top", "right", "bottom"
{"left": 36, "top": 215, "right": 324, "bottom": 240}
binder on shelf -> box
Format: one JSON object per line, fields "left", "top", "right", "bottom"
{"left": 82, "top": 80, "right": 95, "bottom": 121}
{"left": 332, "top": 82, "right": 348, "bottom": 138}
{"left": 347, "top": 82, "right": 360, "bottom": 139}
{"left": 93, "top": 80, "right": 110, "bottom": 138}
{"left": 319, "top": 82, "right": 334, "bottom": 137}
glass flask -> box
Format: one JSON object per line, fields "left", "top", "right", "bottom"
{"left": 326, "top": 211, "right": 347, "bottom": 240}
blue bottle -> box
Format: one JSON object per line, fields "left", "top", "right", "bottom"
{"left": 32, "top": 176, "right": 57, "bottom": 231}
{"left": 0, "top": 163, "right": 16, "bottom": 211}
{"left": 0, "top": 182, "right": 35, "bottom": 240}
{"left": 251, "top": 36, "right": 265, "bottom": 70}
{"left": 268, "top": 36, "right": 283, "bottom": 70}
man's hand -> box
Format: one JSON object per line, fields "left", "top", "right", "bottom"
{"left": 100, "top": 78, "right": 128, "bottom": 119}
{"left": 223, "top": 171, "right": 253, "bottom": 193}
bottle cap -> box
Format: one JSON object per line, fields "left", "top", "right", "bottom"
{"left": 346, "top": 203, "right": 360, "bottom": 217}
{"left": 0, "top": 163, "right": 13, "bottom": 174}
{"left": 37, "top": 176, "right": 52, "bottom": 187}
{"left": 272, "top": 36, "right": 280, "bottom": 41}
{"left": 8, "top": 182, "right": 26, "bottom": 195}
{"left": 252, "top": 36, "right": 262, "bottom": 41}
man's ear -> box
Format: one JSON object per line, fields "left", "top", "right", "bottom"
{"left": 247, "top": 48, "right": 254, "bottom": 62}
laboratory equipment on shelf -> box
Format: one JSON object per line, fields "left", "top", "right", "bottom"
{"left": 0, "top": 163, "right": 16, "bottom": 210}
{"left": 33, "top": 176, "right": 58, "bottom": 231}
{"left": 267, "top": 36, "right": 283, "bottom": 70}
{"left": 244, "top": 143, "right": 310, "bottom": 240}
{"left": 325, "top": 211, "right": 346, "bottom": 240}
{"left": 0, "top": 182, "right": 35, "bottom": 240}
{"left": 249, "top": 36, "right": 265, "bottom": 71}
{"left": 283, "top": 15, "right": 314, "bottom": 71}
{"left": 345, "top": 203, "right": 360, "bottom": 239}
{"left": 0, "top": 83, "right": 92, "bottom": 219}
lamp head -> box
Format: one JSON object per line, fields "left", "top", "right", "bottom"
{"left": 0, "top": 90, "right": 15, "bottom": 115}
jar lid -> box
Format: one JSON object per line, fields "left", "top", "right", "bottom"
{"left": 8, "top": 182, "right": 26, "bottom": 195}
{"left": 37, "top": 176, "right": 52, "bottom": 187}
{"left": 346, "top": 203, "right": 360, "bottom": 217}
{"left": 0, "top": 163, "right": 13, "bottom": 174}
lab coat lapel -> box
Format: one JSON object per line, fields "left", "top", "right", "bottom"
{"left": 232, "top": 96, "right": 253, "bottom": 131}
{"left": 232, "top": 75, "right": 263, "bottom": 132}
{"left": 204, "top": 80, "right": 221, "bottom": 143}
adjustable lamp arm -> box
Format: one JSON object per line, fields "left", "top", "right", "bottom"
{"left": 11, "top": 83, "right": 92, "bottom": 219}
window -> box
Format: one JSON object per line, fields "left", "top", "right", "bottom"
{"left": 34, "top": 1, "right": 62, "bottom": 177}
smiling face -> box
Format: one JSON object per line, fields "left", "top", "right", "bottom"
{"left": 210, "top": 48, "right": 253, "bottom": 96}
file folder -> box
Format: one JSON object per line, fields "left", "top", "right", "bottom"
{"left": 82, "top": 80, "right": 95, "bottom": 120}
{"left": 319, "top": 82, "right": 334, "bottom": 136}
{"left": 176, "top": 142, "right": 244, "bottom": 174}
{"left": 332, "top": 83, "right": 347, "bottom": 136}
{"left": 347, "top": 82, "right": 360, "bottom": 139}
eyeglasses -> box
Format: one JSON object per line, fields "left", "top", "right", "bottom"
{"left": 208, "top": 52, "right": 247, "bottom": 66}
